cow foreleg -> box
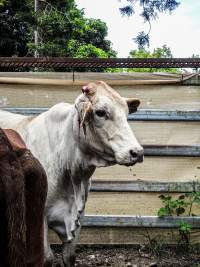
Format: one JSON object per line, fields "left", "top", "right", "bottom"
{"left": 47, "top": 207, "right": 80, "bottom": 266}
{"left": 60, "top": 224, "right": 81, "bottom": 267}
{"left": 44, "top": 217, "right": 54, "bottom": 267}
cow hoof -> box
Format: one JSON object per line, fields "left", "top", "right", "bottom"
{"left": 70, "top": 255, "right": 75, "bottom": 266}
{"left": 44, "top": 257, "right": 54, "bottom": 267}
{"left": 62, "top": 255, "right": 76, "bottom": 267}
{"left": 53, "top": 258, "right": 65, "bottom": 267}
{"left": 44, "top": 261, "right": 53, "bottom": 267}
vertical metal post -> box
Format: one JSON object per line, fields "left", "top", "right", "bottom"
{"left": 34, "top": 0, "right": 39, "bottom": 58}
{"left": 72, "top": 68, "right": 75, "bottom": 82}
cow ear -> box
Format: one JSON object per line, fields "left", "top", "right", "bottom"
{"left": 3, "top": 129, "right": 26, "bottom": 151}
{"left": 125, "top": 98, "right": 140, "bottom": 113}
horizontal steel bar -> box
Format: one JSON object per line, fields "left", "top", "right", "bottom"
{"left": 144, "top": 145, "right": 200, "bottom": 157}
{"left": 0, "top": 76, "right": 181, "bottom": 85}
{"left": 1, "top": 57, "right": 200, "bottom": 68}
{"left": 90, "top": 181, "right": 200, "bottom": 193}
{"left": 3, "top": 107, "right": 48, "bottom": 115}
{"left": 2, "top": 109, "right": 200, "bottom": 156}
{"left": 82, "top": 215, "right": 200, "bottom": 228}
{"left": 129, "top": 110, "right": 200, "bottom": 121}
{"left": 3, "top": 108, "right": 200, "bottom": 121}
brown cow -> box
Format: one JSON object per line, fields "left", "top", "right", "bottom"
{"left": 0, "top": 128, "right": 47, "bottom": 267}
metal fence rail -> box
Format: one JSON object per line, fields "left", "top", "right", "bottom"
{"left": 83, "top": 215, "right": 200, "bottom": 228}
{"left": 3, "top": 108, "right": 200, "bottom": 121}
{"left": 1, "top": 57, "right": 200, "bottom": 68}
{"left": 90, "top": 181, "right": 200, "bottom": 193}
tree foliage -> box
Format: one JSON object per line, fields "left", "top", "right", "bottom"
{"left": 128, "top": 45, "right": 180, "bottom": 73}
{"left": 0, "top": 0, "right": 6, "bottom": 6}
{"left": 0, "top": 0, "right": 116, "bottom": 59}
{"left": 120, "top": 0, "right": 180, "bottom": 48}
{"left": 0, "top": 0, "right": 34, "bottom": 56}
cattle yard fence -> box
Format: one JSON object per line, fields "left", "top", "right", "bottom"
{"left": 0, "top": 58, "right": 200, "bottom": 245}
{"left": 3, "top": 106, "right": 200, "bottom": 245}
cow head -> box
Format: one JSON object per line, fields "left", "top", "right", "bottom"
{"left": 74, "top": 81, "right": 143, "bottom": 167}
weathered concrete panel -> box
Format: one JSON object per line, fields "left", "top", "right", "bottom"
{"left": 0, "top": 83, "right": 199, "bottom": 110}
{"left": 93, "top": 157, "right": 200, "bottom": 182}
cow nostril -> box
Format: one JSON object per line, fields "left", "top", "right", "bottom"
{"left": 137, "top": 149, "right": 144, "bottom": 163}
{"left": 130, "top": 150, "right": 138, "bottom": 158}
{"left": 138, "top": 154, "right": 144, "bottom": 163}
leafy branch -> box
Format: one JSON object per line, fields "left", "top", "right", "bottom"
{"left": 119, "top": 0, "right": 180, "bottom": 48}
{"left": 158, "top": 190, "right": 200, "bottom": 249}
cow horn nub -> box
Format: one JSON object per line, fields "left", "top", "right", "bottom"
{"left": 82, "top": 83, "right": 97, "bottom": 97}
{"left": 82, "top": 85, "right": 90, "bottom": 94}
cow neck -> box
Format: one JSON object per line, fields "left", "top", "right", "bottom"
{"left": 70, "top": 107, "right": 96, "bottom": 178}
{"left": 44, "top": 105, "right": 95, "bottom": 180}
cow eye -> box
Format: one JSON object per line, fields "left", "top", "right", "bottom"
{"left": 95, "top": 110, "right": 106, "bottom": 117}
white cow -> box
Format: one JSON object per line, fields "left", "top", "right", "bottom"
{"left": 0, "top": 81, "right": 143, "bottom": 266}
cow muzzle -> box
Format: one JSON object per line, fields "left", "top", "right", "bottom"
{"left": 129, "top": 148, "right": 144, "bottom": 163}
{"left": 115, "top": 147, "right": 144, "bottom": 166}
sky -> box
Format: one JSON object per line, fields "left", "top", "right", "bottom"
{"left": 75, "top": 0, "right": 200, "bottom": 58}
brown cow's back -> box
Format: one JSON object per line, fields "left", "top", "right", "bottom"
{"left": 0, "top": 128, "right": 47, "bottom": 267}
{"left": 20, "top": 149, "right": 47, "bottom": 267}
{"left": 0, "top": 128, "right": 26, "bottom": 267}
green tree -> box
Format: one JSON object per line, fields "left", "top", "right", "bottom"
{"left": 0, "top": 0, "right": 6, "bottom": 6}
{"left": 128, "top": 45, "right": 180, "bottom": 73}
{"left": 153, "top": 45, "right": 173, "bottom": 58}
{"left": 0, "top": 0, "right": 116, "bottom": 60}
{"left": 0, "top": 0, "right": 34, "bottom": 56}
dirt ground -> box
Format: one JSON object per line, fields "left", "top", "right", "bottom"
{"left": 53, "top": 245, "right": 200, "bottom": 267}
